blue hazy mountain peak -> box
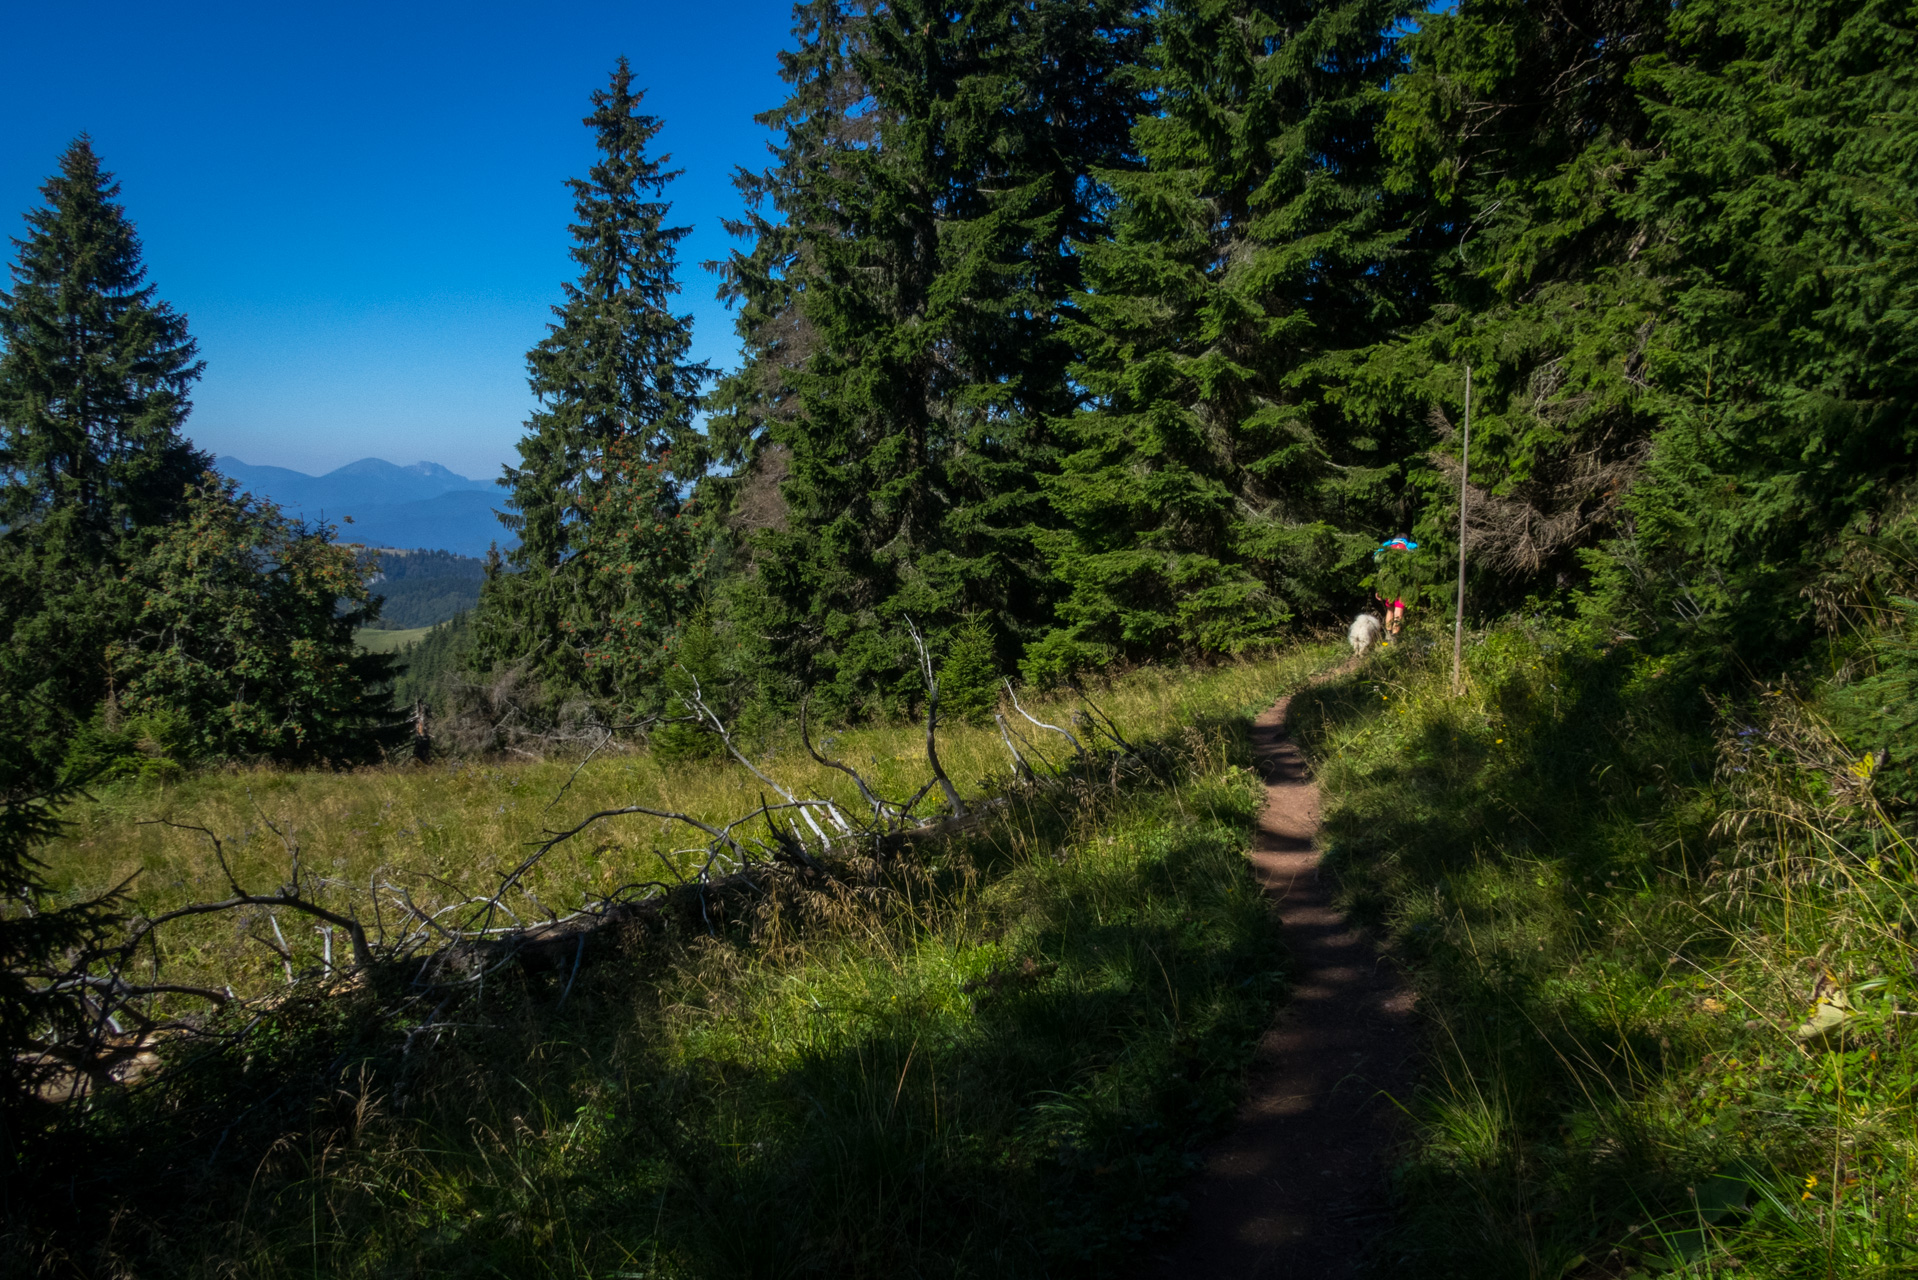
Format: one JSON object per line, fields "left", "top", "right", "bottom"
{"left": 216, "top": 457, "right": 512, "bottom": 557}
{"left": 326, "top": 458, "right": 489, "bottom": 485}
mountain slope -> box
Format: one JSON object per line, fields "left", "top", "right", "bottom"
{"left": 216, "top": 457, "right": 513, "bottom": 556}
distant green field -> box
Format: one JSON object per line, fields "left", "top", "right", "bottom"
{"left": 353, "top": 625, "right": 432, "bottom": 653}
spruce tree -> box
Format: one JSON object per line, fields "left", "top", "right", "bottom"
{"left": 577, "top": 433, "right": 713, "bottom": 703}
{"left": 0, "top": 139, "right": 210, "bottom": 780}
{"left": 0, "top": 137, "right": 207, "bottom": 546}
{"left": 1336, "top": 0, "right": 1677, "bottom": 619}
{"left": 713, "top": 0, "right": 1148, "bottom": 715}
{"left": 1031, "top": 0, "right": 1413, "bottom": 676}
{"left": 107, "top": 479, "right": 398, "bottom": 766}
{"left": 477, "top": 59, "right": 710, "bottom": 705}
{"left": 1586, "top": 0, "right": 1918, "bottom": 656}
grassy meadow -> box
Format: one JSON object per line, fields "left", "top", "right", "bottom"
{"left": 1295, "top": 619, "right": 1918, "bottom": 1278}
{"left": 45, "top": 651, "right": 1323, "bottom": 1002}
{"left": 353, "top": 625, "right": 435, "bottom": 653}
{"left": 21, "top": 645, "right": 1337, "bottom": 1277}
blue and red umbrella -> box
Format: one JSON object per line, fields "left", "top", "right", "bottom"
{"left": 1372, "top": 536, "right": 1418, "bottom": 562}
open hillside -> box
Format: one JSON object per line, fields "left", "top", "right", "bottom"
{"left": 5, "top": 0, "right": 1918, "bottom": 1274}
{"left": 15, "top": 651, "right": 1331, "bottom": 1276}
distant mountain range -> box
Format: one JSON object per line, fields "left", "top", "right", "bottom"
{"left": 216, "top": 457, "right": 516, "bottom": 558}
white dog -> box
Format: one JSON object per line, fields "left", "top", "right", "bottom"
{"left": 1348, "top": 612, "right": 1383, "bottom": 657}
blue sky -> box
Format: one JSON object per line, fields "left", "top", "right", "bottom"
{"left": 2, "top": 1, "right": 795, "bottom": 479}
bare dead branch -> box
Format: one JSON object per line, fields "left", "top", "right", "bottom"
{"left": 136, "top": 822, "right": 374, "bottom": 968}
{"left": 995, "top": 712, "right": 1037, "bottom": 780}
{"left": 1068, "top": 682, "right": 1137, "bottom": 755}
{"left": 684, "top": 676, "right": 844, "bottom": 843}
{"left": 801, "top": 696, "right": 892, "bottom": 822}
{"left": 46, "top": 975, "right": 234, "bottom": 1008}
{"left": 907, "top": 618, "right": 967, "bottom": 817}
{"left": 1004, "top": 679, "right": 1088, "bottom": 763}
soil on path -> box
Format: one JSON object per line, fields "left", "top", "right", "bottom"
{"left": 1148, "top": 685, "right": 1419, "bottom": 1279}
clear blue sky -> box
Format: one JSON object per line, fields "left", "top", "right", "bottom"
{"left": 2, "top": 1, "right": 795, "bottom": 479}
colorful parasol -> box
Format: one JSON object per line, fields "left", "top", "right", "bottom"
{"left": 1372, "top": 535, "right": 1418, "bottom": 562}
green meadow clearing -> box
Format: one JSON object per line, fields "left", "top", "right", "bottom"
{"left": 22, "top": 648, "right": 1333, "bottom": 1277}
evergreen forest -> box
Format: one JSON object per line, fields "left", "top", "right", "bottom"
{"left": 6, "top": 1, "right": 1918, "bottom": 1274}
{"left": 465, "top": 0, "right": 1918, "bottom": 737}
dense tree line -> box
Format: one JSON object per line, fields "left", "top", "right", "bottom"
{"left": 11, "top": 0, "right": 1916, "bottom": 758}
{"left": 0, "top": 140, "right": 397, "bottom": 789}
{"left": 473, "top": 0, "right": 1918, "bottom": 728}
{"left": 362, "top": 550, "right": 484, "bottom": 631}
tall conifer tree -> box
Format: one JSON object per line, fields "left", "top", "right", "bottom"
{"left": 0, "top": 139, "right": 211, "bottom": 780}
{"left": 0, "top": 138, "right": 207, "bottom": 546}
{"left": 1030, "top": 0, "right": 1413, "bottom": 675}
{"left": 1333, "top": 0, "right": 1676, "bottom": 618}
{"left": 1586, "top": 0, "right": 1918, "bottom": 655}
{"left": 714, "top": 0, "right": 1148, "bottom": 714}
{"left": 477, "top": 59, "right": 709, "bottom": 703}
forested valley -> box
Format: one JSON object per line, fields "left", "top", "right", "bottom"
{"left": 4, "top": 0, "right": 1918, "bottom": 1274}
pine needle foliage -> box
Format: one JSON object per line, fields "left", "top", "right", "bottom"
{"left": 1329, "top": 0, "right": 1677, "bottom": 617}
{"left": 1032, "top": 0, "right": 1415, "bottom": 678}
{"left": 478, "top": 59, "right": 710, "bottom": 707}
{"left": 578, "top": 435, "right": 713, "bottom": 699}
{"left": 1590, "top": 0, "right": 1918, "bottom": 659}
{"left": 0, "top": 139, "right": 212, "bottom": 783}
{"left": 0, "top": 137, "right": 207, "bottom": 550}
{"left": 107, "top": 479, "right": 397, "bottom": 766}
{"left": 713, "top": 0, "right": 1150, "bottom": 716}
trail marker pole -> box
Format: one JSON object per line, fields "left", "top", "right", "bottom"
{"left": 1452, "top": 365, "right": 1471, "bottom": 695}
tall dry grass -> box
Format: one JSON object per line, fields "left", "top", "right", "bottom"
{"left": 13, "top": 645, "right": 1339, "bottom": 1279}
{"left": 1293, "top": 616, "right": 1918, "bottom": 1279}
{"left": 41, "top": 653, "right": 1329, "bottom": 1006}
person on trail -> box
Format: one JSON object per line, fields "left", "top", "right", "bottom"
{"left": 1373, "top": 588, "right": 1403, "bottom": 643}
{"left": 1369, "top": 537, "right": 1421, "bottom": 643}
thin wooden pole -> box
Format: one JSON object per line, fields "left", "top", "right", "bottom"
{"left": 1452, "top": 365, "right": 1471, "bottom": 695}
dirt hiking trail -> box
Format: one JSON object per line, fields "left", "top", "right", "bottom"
{"left": 1148, "top": 683, "right": 1419, "bottom": 1278}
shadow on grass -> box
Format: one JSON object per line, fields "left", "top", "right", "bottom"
{"left": 6, "top": 704, "right": 1303, "bottom": 1279}
{"left": 1285, "top": 629, "right": 1739, "bottom": 1279}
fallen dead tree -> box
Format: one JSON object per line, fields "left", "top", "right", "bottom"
{"left": 12, "top": 629, "right": 1155, "bottom": 1106}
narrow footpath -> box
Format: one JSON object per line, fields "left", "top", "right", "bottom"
{"left": 1149, "top": 686, "right": 1420, "bottom": 1278}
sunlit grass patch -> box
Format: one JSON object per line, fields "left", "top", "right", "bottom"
{"left": 16, "top": 645, "right": 1337, "bottom": 1277}
{"left": 40, "top": 652, "right": 1324, "bottom": 1003}
{"left": 1296, "top": 618, "right": 1918, "bottom": 1279}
